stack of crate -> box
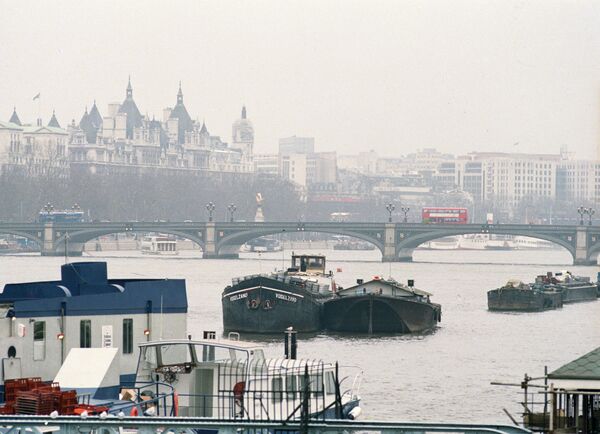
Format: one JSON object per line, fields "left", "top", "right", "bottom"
{"left": 1, "top": 377, "right": 108, "bottom": 416}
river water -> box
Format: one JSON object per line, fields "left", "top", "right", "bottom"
{"left": 1, "top": 248, "right": 599, "bottom": 424}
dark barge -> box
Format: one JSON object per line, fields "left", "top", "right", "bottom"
{"left": 222, "top": 254, "right": 334, "bottom": 333}
{"left": 539, "top": 271, "right": 598, "bottom": 303}
{"left": 487, "top": 279, "right": 563, "bottom": 312}
{"left": 323, "top": 277, "right": 441, "bottom": 333}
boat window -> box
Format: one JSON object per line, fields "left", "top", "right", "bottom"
{"left": 122, "top": 319, "right": 133, "bottom": 354}
{"left": 80, "top": 320, "right": 91, "bottom": 348}
{"left": 158, "top": 344, "right": 191, "bottom": 366}
{"left": 286, "top": 375, "right": 297, "bottom": 399}
{"left": 33, "top": 321, "right": 45, "bottom": 361}
{"left": 310, "top": 374, "right": 324, "bottom": 396}
{"left": 195, "top": 344, "right": 249, "bottom": 363}
{"left": 271, "top": 377, "right": 283, "bottom": 402}
{"left": 141, "top": 346, "right": 158, "bottom": 372}
{"left": 308, "top": 257, "right": 324, "bottom": 268}
{"left": 325, "top": 371, "right": 336, "bottom": 395}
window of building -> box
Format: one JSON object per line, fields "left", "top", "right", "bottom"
{"left": 123, "top": 319, "right": 133, "bottom": 354}
{"left": 80, "top": 320, "right": 92, "bottom": 348}
{"left": 33, "top": 321, "right": 45, "bottom": 361}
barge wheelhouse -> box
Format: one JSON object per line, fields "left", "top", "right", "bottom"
{"left": 222, "top": 254, "right": 334, "bottom": 333}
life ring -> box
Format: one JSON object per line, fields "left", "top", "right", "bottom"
{"left": 130, "top": 406, "right": 139, "bottom": 416}
{"left": 248, "top": 299, "right": 260, "bottom": 309}
{"left": 173, "top": 391, "right": 179, "bottom": 416}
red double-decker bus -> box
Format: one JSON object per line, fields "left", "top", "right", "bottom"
{"left": 422, "top": 207, "right": 468, "bottom": 224}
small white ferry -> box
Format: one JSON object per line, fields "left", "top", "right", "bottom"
{"left": 140, "top": 235, "right": 178, "bottom": 255}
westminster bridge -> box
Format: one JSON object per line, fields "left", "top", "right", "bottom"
{"left": 1, "top": 221, "right": 600, "bottom": 265}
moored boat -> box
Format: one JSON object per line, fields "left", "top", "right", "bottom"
{"left": 140, "top": 235, "right": 178, "bottom": 255}
{"left": 323, "top": 277, "right": 441, "bottom": 333}
{"left": 536, "top": 271, "right": 598, "bottom": 303}
{"left": 222, "top": 254, "right": 334, "bottom": 333}
{"left": 487, "top": 279, "right": 563, "bottom": 312}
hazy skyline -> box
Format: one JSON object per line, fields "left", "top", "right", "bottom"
{"left": 2, "top": 0, "right": 600, "bottom": 158}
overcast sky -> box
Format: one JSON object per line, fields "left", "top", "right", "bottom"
{"left": 2, "top": 0, "right": 600, "bottom": 158}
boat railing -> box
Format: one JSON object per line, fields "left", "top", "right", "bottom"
{"left": 0, "top": 415, "right": 534, "bottom": 434}
{"left": 109, "top": 381, "right": 177, "bottom": 417}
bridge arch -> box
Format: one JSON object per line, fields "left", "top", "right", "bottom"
{"left": 0, "top": 229, "right": 43, "bottom": 248}
{"left": 52, "top": 228, "right": 205, "bottom": 256}
{"left": 584, "top": 241, "right": 600, "bottom": 264}
{"left": 216, "top": 227, "right": 384, "bottom": 257}
{"left": 395, "top": 226, "right": 576, "bottom": 262}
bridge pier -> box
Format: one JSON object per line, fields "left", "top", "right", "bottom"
{"left": 40, "top": 223, "right": 55, "bottom": 256}
{"left": 382, "top": 223, "right": 401, "bottom": 262}
{"left": 574, "top": 226, "right": 597, "bottom": 265}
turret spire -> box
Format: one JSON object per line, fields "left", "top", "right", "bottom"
{"left": 177, "top": 81, "right": 183, "bottom": 104}
{"left": 241, "top": 105, "right": 247, "bottom": 119}
{"left": 126, "top": 76, "right": 133, "bottom": 98}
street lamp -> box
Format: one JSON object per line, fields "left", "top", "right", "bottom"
{"left": 206, "top": 202, "right": 216, "bottom": 222}
{"left": 401, "top": 206, "right": 410, "bottom": 223}
{"left": 588, "top": 208, "right": 595, "bottom": 226}
{"left": 385, "top": 203, "right": 396, "bottom": 223}
{"left": 43, "top": 202, "right": 54, "bottom": 214}
{"left": 227, "top": 203, "right": 237, "bottom": 222}
{"left": 577, "top": 206, "right": 586, "bottom": 225}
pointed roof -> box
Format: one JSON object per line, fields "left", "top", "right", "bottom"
{"left": 9, "top": 107, "right": 21, "bottom": 126}
{"left": 168, "top": 82, "right": 193, "bottom": 144}
{"left": 88, "top": 101, "right": 103, "bottom": 128}
{"left": 200, "top": 121, "right": 208, "bottom": 135}
{"left": 118, "top": 77, "right": 143, "bottom": 139}
{"left": 549, "top": 347, "right": 600, "bottom": 380}
{"left": 79, "top": 106, "right": 99, "bottom": 144}
{"left": 48, "top": 110, "right": 61, "bottom": 128}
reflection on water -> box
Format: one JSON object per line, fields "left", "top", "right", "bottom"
{"left": 1, "top": 248, "right": 599, "bottom": 423}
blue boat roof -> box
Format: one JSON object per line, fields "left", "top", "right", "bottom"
{"left": 0, "top": 262, "right": 187, "bottom": 317}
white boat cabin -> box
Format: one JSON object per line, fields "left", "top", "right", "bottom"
{"left": 129, "top": 337, "right": 360, "bottom": 420}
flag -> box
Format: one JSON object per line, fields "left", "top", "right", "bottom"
{"left": 32, "top": 93, "right": 40, "bottom": 101}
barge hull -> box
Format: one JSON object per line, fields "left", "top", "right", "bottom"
{"left": 487, "top": 289, "right": 562, "bottom": 312}
{"left": 222, "top": 277, "right": 324, "bottom": 333}
{"left": 323, "top": 294, "right": 440, "bottom": 333}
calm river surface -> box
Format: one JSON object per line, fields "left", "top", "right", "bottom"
{"left": 1, "top": 248, "right": 599, "bottom": 423}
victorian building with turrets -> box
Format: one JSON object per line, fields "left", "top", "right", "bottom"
{"left": 68, "top": 78, "right": 254, "bottom": 175}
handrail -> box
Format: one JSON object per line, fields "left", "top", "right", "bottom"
{"left": 0, "top": 415, "right": 534, "bottom": 434}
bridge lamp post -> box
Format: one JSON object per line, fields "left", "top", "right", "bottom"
{"left": 577, "top": 206, "right": 586, "bottom": 226}
{"left": 401, "top": 206, "right": 410, "bottom": 223}
{"left": 227, "top": 204, "right": 237, "bottom": 222}
{"left": 386, "top": 203, "right": 396, "bottom": 223}
{"left": 206, "top": 202, "right": 216, "bottom": 222}
{"left": 588, "top": 208, "right": 595, "bottom": 226}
